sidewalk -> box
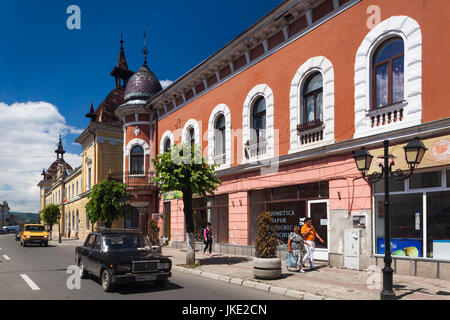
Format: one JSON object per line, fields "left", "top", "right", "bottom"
{"left": 163, "top": 247, "right": 450, "bottom": 300}
{"left": 49, "top": 237, "right": 84, "bottom": 247}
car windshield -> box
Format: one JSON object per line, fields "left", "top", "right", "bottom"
{"left": 102, "top": 234, "right": 151, "bottom": 252}
{"left": 25, "top": 225, "right": 45, "bottom": 232}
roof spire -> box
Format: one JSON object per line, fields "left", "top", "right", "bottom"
{"left": 142, "top": 28, "right": 148, "bottom": 66}
{"left": 111, "top": 33, "right": 133, "bottom": 88}
{"left": 55, "top": 133, "right": 66, "bottom": 160}
{"left": 85, "top": 100, "right": 97, "bottom": 122}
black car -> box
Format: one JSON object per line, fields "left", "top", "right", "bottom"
{"left": 75, "top": 230, "right": 172, "bottom": 292}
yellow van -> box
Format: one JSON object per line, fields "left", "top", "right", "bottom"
{"left": 20, "top": 224, "right": 49, "bottom": 247}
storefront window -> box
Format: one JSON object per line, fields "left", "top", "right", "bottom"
{"left": 375, "top": 193, "right": 423, "bottom": 257}
{"left": 299, "top": 182, "right": 329, "bottom": 198}
{"left": 124, "top": 207, "right": 140, "bottom": 229}
{"left": 249, "top": 182, "right": 329, "bottom": 245}
{"left": 250, "top": 189, "right": 271, "bottom": 203}
{"left": 193, "top": 196, "right": 228, "bottom": 243}
{"left": 374, "top": 177, "right": 405, "bottom": 193}
{"left": 272, "top": 186, "right": 298, "bottom": 201}
{"left": 426, "top": 191, "right": 450, "bottom": 259}
{"left": 447, "top": 169, "right": 450, "bottom": 188}
{"left": 193, "top": 198, "right": 208, "bottom": 241}
{"left": 409, "top": 170, "right": 442, "bottom": 189}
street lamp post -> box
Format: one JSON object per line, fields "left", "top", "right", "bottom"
{"left": 58, "top": 213, "right": 62, "bottom": 243}
{"left": 353, "top": 137, "right": 427, "bottom": 300}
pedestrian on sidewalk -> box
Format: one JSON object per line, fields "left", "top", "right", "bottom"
{"left": 203, "top": 223, "right": 213, "bottom": 256}
{"left": 301, "top": 218, "right": 324, "bottom": 270}
{"left": 288, "top": 226, "right": 309, "bottom": 273}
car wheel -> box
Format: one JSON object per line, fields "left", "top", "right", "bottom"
{"left": 101, "top": 269, "right": 114, "bottom": 292}
{"left": 23, "top": 241, "right": 27, "bottom": 247}
{"left": 78, "top": 261, "right": 88, "bottom": 279}
{"left": 44, "top": 242, "right": 48, "bottom": 247}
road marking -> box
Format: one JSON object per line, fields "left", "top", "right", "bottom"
{"left": 2, "top": 255, "right": 10, "bottom": 260}
{"left": 20, "top": 274, "right": 40, "bottom": 291}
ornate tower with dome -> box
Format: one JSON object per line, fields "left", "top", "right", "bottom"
{"left": 115, "top": 32, "right": 163, "bottom": 235}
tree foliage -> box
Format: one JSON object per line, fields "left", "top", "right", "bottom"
{"left": 86, "top": 179, "right": 128, "bottom": 227}
{"left": 41, "top": 204, "right": 60, "bottom": 227}
{"left": 255, "top": 211, "right": 278, "bottom": 258}
{"left": 152, "top": 143, "right": 221, "bottom": 264}
{"left": 152, "top": 144, "right": 221, "bottom": 197}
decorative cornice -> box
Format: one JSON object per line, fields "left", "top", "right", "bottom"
{"left": 148, "top": 0, "right": 360, "bottom": 120}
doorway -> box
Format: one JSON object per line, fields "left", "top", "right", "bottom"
{"left": 307, "top": 200, "right": 330, "bottom": 260}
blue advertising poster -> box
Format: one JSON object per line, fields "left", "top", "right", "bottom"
{"left": 377, "top": 238, "right": 423, "bottom": 257}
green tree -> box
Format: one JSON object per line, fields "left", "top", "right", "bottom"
{"left": 152, "top": 143, "right": 221, "bottom": 265}
{"left": 41, "top": 204, "right": 60, "bottom": 241}
{"left": 255, "top": 211, "right": 278, "bottom": 258}
{"left": 86, "top": 179, "right": 128, "bottom": 228}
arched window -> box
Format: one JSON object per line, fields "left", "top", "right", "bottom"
{"left": 372, "top": 37, "right": 404, "bottom": 108}
{"left": 130, "top": 145, "right": 144, "bottom": 175}
{"left": 302, "top": 72, "right": 323, "bottom": 125}
{"left": 163, "top": 138, "right": 171, "bottom": 153}
{"left": 187, "top": 127, "right": 195, "bottom": 146}
{"left": 249, "top": 97, "right": 267, "bottom": 156}
{"left": 214, "top": 114, "right": 226, "bottom": 164}
{"left": 251, "top": 97, "right": 266, "bottom": 141}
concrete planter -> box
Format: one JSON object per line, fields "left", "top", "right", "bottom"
{"left": 253, "top": 257, "right": 282, "bottom": 280}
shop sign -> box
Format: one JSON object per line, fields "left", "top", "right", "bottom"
{"left": 368, "top": 135, "right": 450, "bottom": 175}
{"left": 269, "top": 209, "right": 299, "bottom": 244}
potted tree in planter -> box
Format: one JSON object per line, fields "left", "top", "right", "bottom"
{"left": 253, "top": 211, "right": 282, "bottom": 279}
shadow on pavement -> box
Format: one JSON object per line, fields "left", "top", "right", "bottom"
{"left": 197, "top": 255, "right": 252, "bottom": 266}
{"left": 394, "top": 286, "right": 435, "bottom": 300}
{"left": 113, "top": 281, "right": 182, "bottom": 295}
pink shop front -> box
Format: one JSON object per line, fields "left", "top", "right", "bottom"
{"left": 162, "top": 154, "right": 374, "bottom": 268}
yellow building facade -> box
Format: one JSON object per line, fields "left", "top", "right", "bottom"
{"left": 38, "top": 39, "right": 135, "bottom": 241}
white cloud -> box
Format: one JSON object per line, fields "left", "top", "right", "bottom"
{"left": 0, "top": 101, "right": 82, "bottom": 213}
{"left": 160, "top": 79, "right": 173, "bottom": 89}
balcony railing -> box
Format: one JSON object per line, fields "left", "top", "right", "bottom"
{"left": 297, "top": 119, "right": 324, "bottom": 146}
{"left": 213, "top": 153, "right": 226, "bottom": 166}
{"left": 245, "top": 138, "right": 268, "bottom": 159}
{"left": 368, "top": 102, "right": 405, "bottom": 128}
{"left": 108, "top": 171, "right": 157, "bottom": 189}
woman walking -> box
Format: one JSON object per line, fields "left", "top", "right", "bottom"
{"left": 288, "top": 226, "right": 309, "bottom": 272}
{"left": 301, "top": 217, "right": 324, "bottom": 270}
{"left": 203, "top": 223, "right": 213, "bottom": 256}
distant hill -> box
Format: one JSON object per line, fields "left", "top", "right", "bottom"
{"left": 9, "top": 211, "right": 40, "bottom": 224}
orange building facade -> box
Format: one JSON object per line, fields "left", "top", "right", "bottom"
{"left": 116, "top": 0, "right": 450, "bottom": 278}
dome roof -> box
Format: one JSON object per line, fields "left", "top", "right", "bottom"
{"left": 124, "top": 64, "right": 162, "bottom": 103}
{"left": 44, "top": 159, "right": 73, "bottom": 181}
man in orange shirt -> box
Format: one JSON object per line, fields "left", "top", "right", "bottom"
{"left": 301, "top": 217, "right": 324, "bottom": 270}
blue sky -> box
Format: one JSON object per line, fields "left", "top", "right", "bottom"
{"left": 0, "top": 0, "right": 283, "bottom": 212}
{"left": 0, "top": 0, "right": 283, "bottom": 155}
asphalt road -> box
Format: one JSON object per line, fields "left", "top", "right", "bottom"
{"left": 0, "top": 234, "right": 291, "bottom": 300}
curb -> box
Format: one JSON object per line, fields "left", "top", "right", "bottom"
{"left": 172, "top": 265, "right": 328, "bottom": 300}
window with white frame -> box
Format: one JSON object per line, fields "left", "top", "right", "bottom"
{"left": 373, "top": 167, "right": 450, "bottom": 261}
{"left": 242, "top": 84, "right": 274, "bottom": 163}
{"left": 130, "top": 145, "right": 145, "bottom": 175}
{"left": 354, "top": 16, "right": 422, "bottom": 139}
{"left": 182, "top": 119, "right": 200, "bottom": 146}
{"left": 208, "top": 104, "right": 232, "bottom": 168}
{"left": 289, "top": 56, "right": 335, "bottom": 154}
{"left": 160, "top": 131, "right": 174, "bottom": 155}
